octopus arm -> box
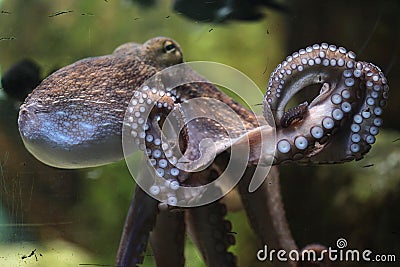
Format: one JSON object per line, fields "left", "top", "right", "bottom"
{"left": 185, "top": 200, "right": 236, "bottom": 267}
{"left": 149, "top": 210, "right": 186, "bottom": 267}
{"left": 115, "top": 184, "right": 158, "bottom": 267}
{"left": 238, "top": 166, "right": 298, "bottom": 267}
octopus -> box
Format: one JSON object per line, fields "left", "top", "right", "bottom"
{"left": 17, "top": 37, "right": 388, "bottom": 267}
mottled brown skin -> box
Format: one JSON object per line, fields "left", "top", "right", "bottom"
{"left": 18, "top": 37, "right": 184, "bottom": 168}
{"left": 35, "top": 38, "right": 183, "bottom": 104}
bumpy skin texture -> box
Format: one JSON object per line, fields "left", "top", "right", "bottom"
{"left": 18, "top": 37, "right": 183, "bottom": 168}
{"left": 18, "top": 38, "right": 388, "bottom": 267}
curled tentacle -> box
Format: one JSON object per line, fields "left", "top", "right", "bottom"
{"left": 262, "top": 43, "right": 388, "bottom": 164}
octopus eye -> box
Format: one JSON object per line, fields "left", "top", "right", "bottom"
{"left": 163, "top": 40, "right": 176, "bottom": 53}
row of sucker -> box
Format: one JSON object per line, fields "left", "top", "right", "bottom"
{"left": 125, "top": 85, "right": 186, "bottom": 209}
{"left": 124, "top": 84, "right": 210, "bottom": 208}
{"left": 262, "top": 43, "right": 388, "bottom": 164}
{"left": 347, "top": 61, "right": 388, "bottom": 158}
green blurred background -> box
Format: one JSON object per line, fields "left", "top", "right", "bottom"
{"left": 0, "top": 0, "right": 399, "bottom": 266}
